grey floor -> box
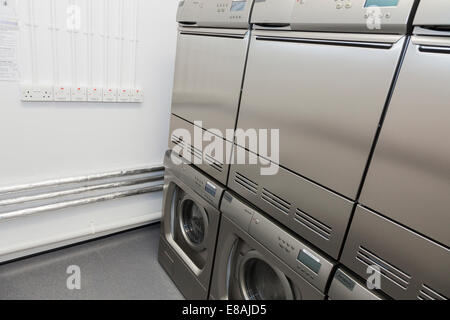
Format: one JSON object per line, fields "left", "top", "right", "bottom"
{"left": 0, "top": 224, "right": 183, "bottom": 300}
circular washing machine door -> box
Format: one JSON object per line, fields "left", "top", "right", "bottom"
{"left": 238, "top": 251, "right": 294, "bottom": 300}
{"left": 178, "top": 195, "right": 209, "bottom": 251}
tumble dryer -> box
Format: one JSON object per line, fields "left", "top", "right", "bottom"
{"left": 228, "top": 0, "right": 418, "bottom": 258}
{"left": 158, "top": 150, "right": 225, "bottom": 299}
{"left": 341, "top": 1, "right": 450, "bottom": 301}
{"left": 210, "top": 192, "right": 335, "bottom": 300}
{"left": 169, "top": 0, "right": 255, "bottom": 185}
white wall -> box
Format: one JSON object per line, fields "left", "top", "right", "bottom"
{"left": 0, "top": 0, "right": 178, "bottom": 262}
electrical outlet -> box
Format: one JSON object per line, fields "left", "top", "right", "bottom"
{"left": 103, "top": 88, "right": 117, "bottom": 102}
{"left": 71, "top": 87, "right": 87, "bottom": 102}
{"left": 87, "top": 87, "right": 103, "bottom": 102}
{"left": 40, "top": 86, "right": 54, "bottom": 101}
{"left": 21, "top": 86, "right": 42, "bottom": 102}
{"left": 118, "top": 88, "right": 131, "bottom": 102}
{"left": 130, "top": 89, "right": 144, "bottom": 103}
{"left": 54, "top": 86, "right": 71, "bottom": 102}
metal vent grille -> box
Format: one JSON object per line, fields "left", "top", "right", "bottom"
{"left": 356, "top": 246, "right": 411, "bottom": 290}
{"left": 171, "top": 135, "right": 223, "bottom": 172}
{"left": 234, "top": 172, "right": 258, "bottom": 195}
{"left": 418, "top": 285, "right": 447, "bottom": 300}
{"left": 204, "top": 153, "right": 224, "bottom": 173}
{"left": 294, "top": 208, "right": 332, "bottom": 240}
{"left": 261, "top": 188, "right": 291, "bottom": 215}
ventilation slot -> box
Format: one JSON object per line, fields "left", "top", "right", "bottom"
{"left": 234, "top": 172, "right": 258, "bottom": 195}
{"left": 261, "top": 188, "right": 291, "bottom": 215}
{"left": 204, "top": 153, "right": 223, "bottom": 173}
{"left": 294, "top": 209, "right": 332, "bottom": 240}
{"left": 418, "top": 285, "right": 447, "bottom": 300}
{"left": 172, "top": 135, "right": 222, "bottom": 172}
{"left": 356, "top": 246, "right": 411, "bottom": 290}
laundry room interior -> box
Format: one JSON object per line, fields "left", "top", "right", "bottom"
{"left": 0, "top": 0, "right": 448, "bottom": 303}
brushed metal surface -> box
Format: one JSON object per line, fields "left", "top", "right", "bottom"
{"left": 360, "top": 39, "right": 450, "bottom": 247}
{"left": 172, "top": 30, "right": 250, "bottom": 135}
{"left": 159, "top": 150, "right": 224, "bottom": 299}
{"left": 290, "top": 0, "right": 416, "bottom": 34}
{"left": 168, "top": 115, "right": 232, "bottom": 185}
{"left": 210, "top": 214, "right": 325, "bottom": 300}
{"left": 341, "top": 206, "right": 450, "bottom": 300}
{"left": 251, "top": 0, "right": 295, "bottom": 26}
{"left": 237, "top": 34, "right": 406, "bottom": 199}
{"left": 414, "top": 0, "right": 450, "bottom": 26}
{"left": 328, "top": 268, "right": 384, "bottom": 300}
{"left": 228, "top": 146, "right": 354, "bottom": 259}
{"left": 177, "top": 0, "right": 254, "bottom": 29}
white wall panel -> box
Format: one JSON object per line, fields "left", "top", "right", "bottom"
{"left": 0, "top": 0, "right": 178, "bottom": 261}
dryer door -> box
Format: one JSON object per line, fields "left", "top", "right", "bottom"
{"left": 238, "top": 250, "right": 294, "bottom": 300}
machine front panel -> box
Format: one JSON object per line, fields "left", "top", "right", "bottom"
{"left": 168, "top": 115, "right": 232, "bottom": 185}
{"left": 177, "top": 0, "right": 254, "bottom": 28}
{"left": 414, "top": 0, "right": 450, "bottom": 27}
{"left": 248, "top": 211, "right": 335, "bottom": 293}
{"left": 228, "top": 146, "right": 354, "bottom": 259}
{"left": 340, "top": 206, "right": 450, "bottom": 300}
{"left": 289, "top": 0, "right": 417, "bottom": 34}
{"left": 237, "top": 34, "right": 406, "bottom": 199}
{"left": 328, "top": 268, "right": 384, "bottom": 300}
{"left": 360, "top": 38, "right": 450, "bottom": 247}
{"left": 172, "top": 31, "right": 249, "bottom": 135}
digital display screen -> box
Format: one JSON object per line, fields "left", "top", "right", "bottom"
{"left": 205, "top": 182, "right": 217, "bottom": 197}
{"left": 364, "top": 0, "right": 399, "bottom": 7}
{"left": 231, "top": 1, "right": 246, "bottom": 12}
{"left": 298, "top": 250, "right": 322, "bottom": 274}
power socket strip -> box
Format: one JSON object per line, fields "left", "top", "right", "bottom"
{"left": 21, "top": 86, "right": 143, "bottom": 103}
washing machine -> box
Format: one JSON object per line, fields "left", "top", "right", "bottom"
{"left": 158, "top": 150, "right": 225, "bottom": 300}
{"left": 169, "top": 0, "right": 255, "bottom": 185}
{"left": 328, "top": 268, "right": 385, "bottom": 300}
{"left": 228, "top": 0, "right": 419, "bottom": 259}
{"left": 210, "top": 192, "right": 335, "bottom": 300}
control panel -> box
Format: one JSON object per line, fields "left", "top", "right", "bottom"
{"left": 166, "top": 151, "right": 225, "bottom": 209}
{"left": 248, "top": 211, "right": 335, "bottom": 292}
{"left": 177, "top": 0, "right": 254, "bottom": 28}
{"left": 251, "top": 0, "right": 295, "bottom": 26}
{"left": 265, "top": 0, "right": 416, "bottom": 34}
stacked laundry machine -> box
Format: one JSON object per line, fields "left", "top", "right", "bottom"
{"left": 159, "top": 0, "right": 449, "bottom": 300}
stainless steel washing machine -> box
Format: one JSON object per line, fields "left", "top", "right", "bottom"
{"left": 210, "top": 192, "right": 335, "bottom": 300}
{"left": 158, "top": 150, "right": 225, "bottom": 299}
{"left": 328, "top": 268, "right": 385, "bottom": 300}
{"left": 169, "top": 0, "right": 254, "bottom": 185}
{"left": 228, "top": 0, "right": 418, "bottom": 259}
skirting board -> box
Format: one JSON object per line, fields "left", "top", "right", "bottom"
{"left": 0, "top": 212, "right": 161, "bottom": 264}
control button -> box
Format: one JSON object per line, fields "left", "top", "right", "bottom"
{"left": 254, "top": 218, "right": 260, "bottom": 225}
{"left": 385, "top": 13, "right": 391, "bottom": 19}
{"left": 345, "top": 2, "right": 352, "bottom": 8}
{"left": 336, "top": 3, "right": 343, "bottom": 9}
